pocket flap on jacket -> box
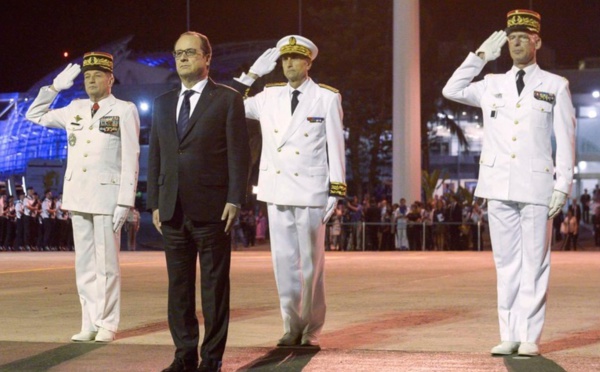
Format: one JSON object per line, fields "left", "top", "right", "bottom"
{"left": 99, "top": 172, "right": 120, "bottom": 185}
{"left": 531, "top": 159, "right": 553, "bottom": 173}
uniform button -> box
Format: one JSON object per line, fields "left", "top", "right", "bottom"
{"left": 84, "top": 153, "right": 88, "bottom": 157}
{"left": 514, "top": 120, "right": 519, "bottom": 125}
{"left": 516, "top": 103, "right": 521, "bottom": 108}
{"left": 479, "top": 160, "right": 483, "bottom": 164}
{"left": 295, "top": 151, "right": 299, "bottom": 155}
{"left": 545, "top": 167, "right": 550, "bottom": 172}
{"left": 294, "top": 173, "right": 298, "bottom": 176}
{"left": 86, "top": 140, "right": 91, "bottom": 143}
{"left": 277, "top": 148, "right": 282, "bottom": 152}
{"left": 512, "top": 137, "right": 517, "bottom": 141}
{"left": 541, "top": 108, "right": 545, "bottom": 112}
{"left": 304, "top": 133, "right": 308, "bottom": 137}
{"left": 276, "top": 170, "right": 281, "bottom": 174}
{"left": 274, "top": 129, "right": 278, "bottom": 133}
{"left": 111, "top": 180, "right": 116, "bottom": 184}
{"left": 493, "top": 103, "right": 497, "bottom": 107}
{"left": 82, "top": 168, "right": 87, "bottom": 172}
{"left": 511, "top": 154, "right": 516, "bottom": 159}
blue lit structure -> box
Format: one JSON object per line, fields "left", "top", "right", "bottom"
{"left": 0, "top": 37, "right": 275, "bottom": 179}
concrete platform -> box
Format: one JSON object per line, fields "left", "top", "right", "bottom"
{"left": 1, "top": 250, "right": 599, "bottom": 371}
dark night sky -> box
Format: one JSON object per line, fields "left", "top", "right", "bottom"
{"left": 2, "top": 0, "right": 600, "bottom": 93}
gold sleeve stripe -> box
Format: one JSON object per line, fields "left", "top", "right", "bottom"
{"left": 330, "top": 182, "right": 347, "bottom": 197}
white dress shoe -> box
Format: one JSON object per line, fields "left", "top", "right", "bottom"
{"left": 518, "top": 342, "right": 539, "bottom": 356}
{"left": 491, "top": 341, "right": 520, "bottom": 355}
{"left": 71, "top": 331, "right": 97, "bottom": 342}
{"left": 277, "top": 333, "right": 301, "bottom": 347}
{"left": 301, "top": 333, "right": 320, "bottom": 347}
{"left": 94, "top": 328, "right": 115, "bottom": 343}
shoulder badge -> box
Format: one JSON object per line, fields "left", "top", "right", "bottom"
{"left": 318, "top": 83, "right": 339, "bottom": 93}
{"left": 265, "top": 82, "right": 287, "bottom": 88}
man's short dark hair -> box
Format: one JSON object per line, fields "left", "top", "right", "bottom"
{"left": 178, "top": 31, "right": 212, "bottom": 57}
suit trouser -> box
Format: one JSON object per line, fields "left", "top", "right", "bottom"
{"left": 267, "top": 203, "right": 326, "bottom": 338}
{"left": 161, "top": 202, "right": 230, "bottom": 364}
{"left": 72, "top": 212, "right": 121, "bottom": 333}
{"left": 487, "top": 200, "right": 551, "bottom": 344}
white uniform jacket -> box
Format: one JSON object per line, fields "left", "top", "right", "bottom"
{"left": 26, "top": 87, "right": 140, "bottom": 215}
{"left": 442, "top": 53, "right": 576, "bottom": 205}
{"left": 244, "top": 78, "right": 345, "bottom": 207}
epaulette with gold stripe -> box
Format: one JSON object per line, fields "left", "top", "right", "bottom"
{"left": 265, "top": 82, "right": 287, "bottom": 88}
{"left": 318, "top": 83, "right": 339, "bottom": 93}
{"left": 329, "top": 182, "right": 347, "bottom": 197}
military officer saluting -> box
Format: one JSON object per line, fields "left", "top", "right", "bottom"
{"left": 26, "top": 52, "right": 140, "bottom": 343}
{"left": 443, "top": 10, "right": 576, "bottom": 356}
{"left": 233, "top": 35, "right": 346, "bottom": 348}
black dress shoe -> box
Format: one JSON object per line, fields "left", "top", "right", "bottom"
{"left": 162, "top": 358, "right": 197, "bottom": 372}
{"left": 197, "top": 359, "right": 222, "bottom": 372}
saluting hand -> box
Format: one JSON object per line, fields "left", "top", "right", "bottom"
{"left": 476, "top": 30, "right": 507, "bottom": 62}
{"left": 52, "top": 63, "right": 81, "bottom": 92}
{"left": 249, "top": 48, "right": 280, "bottom": 78}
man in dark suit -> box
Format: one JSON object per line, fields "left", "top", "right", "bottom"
{"left": 147, "top": 31, "right": 249, "bottom": 372}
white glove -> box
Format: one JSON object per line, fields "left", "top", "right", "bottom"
{"left": 322, "top": 197, "right": 338, "bottom": 223}
{"left": 548, "top": 190, "right": 567, "bottom": 220}
{"left": 475, "top": 30, "right": 507, "bottom": 62}
{"left": 52, "top": 63, "right": 81, "bottom": 92}
{"left": 249, "top": 48, "right": 280, "bottom": 77}
{"left": 112, "top": 205, "right": 130, "bottom": 232}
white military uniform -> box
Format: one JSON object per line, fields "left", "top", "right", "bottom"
{"left": 244, "top": 77, "right": 345, "bottom": 339}
{"left": 26, "top": 87, "right": 140, "bottom": 333}
{"left": 443, "top": 53, "right": 575, "bottom": 343}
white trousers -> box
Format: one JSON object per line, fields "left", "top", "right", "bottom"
{"left": 267, "top": 203, "right": 326, "bottom": 337}
{"left": 72, "top": 213, "right": 121, "bottom": 333}
{"left": 487, "top": 200, "right": 551, "bottom": 344}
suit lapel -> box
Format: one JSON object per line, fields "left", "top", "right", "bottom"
{"left": 280, "top": 79, "right": 321, "bottom": 146}
{"left": 164, "top": 90, "right": 179, "bottom": 141}
{"left": 181, "top": 79, "right": 216, "bottom": 141}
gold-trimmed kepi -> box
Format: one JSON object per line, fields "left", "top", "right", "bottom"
{"left": 82, "top": 51, "right": 113, "bottom": 73}
{"left": 506, "top": 9, "right": 541, "bottom": 34}
{"left": 276, "top": 35, "right": 318, "bottom": 60}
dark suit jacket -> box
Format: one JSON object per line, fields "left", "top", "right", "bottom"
{"left": 147, "top": 78, "right": 250, "bottom": 222}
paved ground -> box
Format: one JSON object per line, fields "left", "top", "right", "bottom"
{"left": 1, "top": 245, "right": 599, "bottom": 371}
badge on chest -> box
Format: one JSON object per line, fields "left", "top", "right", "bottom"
{"left": 99, "top": 116, "right": 120, "bottom": 133}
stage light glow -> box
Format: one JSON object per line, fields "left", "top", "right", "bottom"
{"left": 63, "top": 51, "right": 69, "bottom": 58}
{"left": 139, "top": 102, "right": 150, "bottom": 112}
{"left": 593, "top": 90, "right": 600, "bottom": 98}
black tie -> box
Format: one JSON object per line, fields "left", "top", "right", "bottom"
{"left": 516, "top": 70, "right": 525, "bottom": 96}
{"left": 291, "top": 90, "right": 300, "bottom": 114}
{"left": 177, "top": 90, "right": 195, "bottom": 139}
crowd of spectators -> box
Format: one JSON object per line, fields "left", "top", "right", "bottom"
{"left": 0, "top": 187, "right": 74, "bottom": 251}
{"left": 323, "top": 193, "right": 488, "bottom": 251}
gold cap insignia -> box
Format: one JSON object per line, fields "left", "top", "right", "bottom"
{"left": 506, "top": 9, "right": 541, "bottom": 34}
{"left": 82, "top": 51, "right": 113, "bottom": 73}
